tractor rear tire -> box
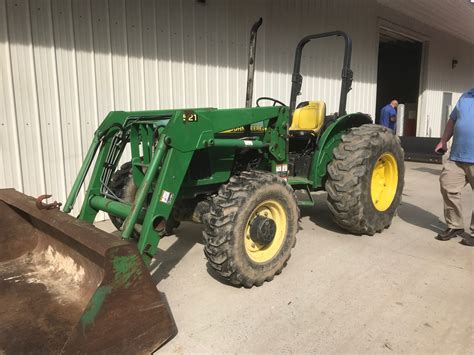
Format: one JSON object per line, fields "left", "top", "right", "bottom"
{"left": 108, "top": 162, "right": 180, "bottom": 237}
{"left": 325, "top": 124, "right": 404, "bottom": 235}
{"left": 203, "top": 171, "right": 299, "bottom": 288}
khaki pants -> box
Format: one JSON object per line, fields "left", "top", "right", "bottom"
{"left": 439, "top": 158, "right": 474, "bottom": 230}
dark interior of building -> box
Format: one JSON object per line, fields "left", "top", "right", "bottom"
{"left": 376, "top": 29, "right": 423, "bottom": 136}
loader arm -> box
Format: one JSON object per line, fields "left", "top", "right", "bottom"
{"left": 64, "top": 106, "right": 288, "bottom": 264}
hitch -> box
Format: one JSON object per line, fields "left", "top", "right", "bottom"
{"left": 35, "top": 194, "right": 62, "bottom": 210}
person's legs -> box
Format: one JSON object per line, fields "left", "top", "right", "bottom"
{"left": 459, "top": 163, "right": 474, "bottom": 246}
{"left": 438, "top": 159, "right": 467, "bottom": 239}
{"left": 465, "top": 163, "right": 474, "bottom": 232}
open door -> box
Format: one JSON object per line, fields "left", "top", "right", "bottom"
{"left": 376, "top": 27, "right": 423, "bottom": 137}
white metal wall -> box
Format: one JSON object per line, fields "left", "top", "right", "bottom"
{"left": 377, "top": 3, "right": 474, "bottom": 138}
{"left": 0, "top": 0, "right": 379, "bottom": 210}
{"left": 419, "top": 32, "right": 473, "bottom": 138}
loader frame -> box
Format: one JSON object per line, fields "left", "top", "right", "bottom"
{"left": 64, "top": 106, "right": 289, "bottom": 262}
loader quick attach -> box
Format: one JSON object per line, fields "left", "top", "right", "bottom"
{"left": 0, "top": 19, "right": 404, "bottom": 353}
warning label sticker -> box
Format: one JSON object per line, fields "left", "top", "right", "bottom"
{"left": 276, "top": 164, "right": 289, "bottom": 180}
{"left": 160, "top": 190, "right": 174, "bottom": 204}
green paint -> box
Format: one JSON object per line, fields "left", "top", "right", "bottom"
{"left": 80, "top": 286, "right": 112, "bottom": 329}
{"left": 310, "top": 113, "right": 372, "bottom": 188}
{"left": 112, "top": 255, "right": 141, "bottom": 287}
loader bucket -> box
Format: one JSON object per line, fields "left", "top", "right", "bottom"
{"left": 0, "top": 189, "right": 176, "bottom": 354}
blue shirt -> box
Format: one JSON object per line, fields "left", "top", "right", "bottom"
{"left": 380, "top": 104, "right": 397, "bottom": 131}
{"left": 450, "top": 88, "right": 474, "bottom": 163}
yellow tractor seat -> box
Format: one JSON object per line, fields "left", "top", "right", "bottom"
{"left": 289, "top": 100, "right": 326, "bottom": 138}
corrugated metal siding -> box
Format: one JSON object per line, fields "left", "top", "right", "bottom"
{"left": 0, "top": 0, "right": 378, "bottom": 216}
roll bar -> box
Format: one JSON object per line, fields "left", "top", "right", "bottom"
{"left": 289, "top": 31, "right": 353, "bottom": 118}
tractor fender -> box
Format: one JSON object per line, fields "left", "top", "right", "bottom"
{"left": 310, "top": 112, "right": 372, "bottom": 188}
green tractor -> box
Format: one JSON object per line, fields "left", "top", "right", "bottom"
{"left": 0, "top": 19, "right": 403, "bottom": 353}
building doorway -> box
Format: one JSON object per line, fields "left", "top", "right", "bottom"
{"left": 375, "top": 28, "right": 423, "bottom": 136}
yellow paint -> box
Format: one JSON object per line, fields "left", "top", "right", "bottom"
{"left": 370, "top": 152, "right": 398, "bottom": 211}
{"left": 289, "top": 100, "right": 326, "bottom": 132}
{"left": 220, "top": 125, "right": 266, "bottom": 134}
{"left": 244, "top": 199, "right": 287, "bottom": 263}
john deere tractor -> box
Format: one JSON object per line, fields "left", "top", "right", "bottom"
{"left": 0, "top": 19, "right": 403, "bottom": 353}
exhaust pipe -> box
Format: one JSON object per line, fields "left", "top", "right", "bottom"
{"left": 245, "top": 17, "right": 263, "bottom": 108}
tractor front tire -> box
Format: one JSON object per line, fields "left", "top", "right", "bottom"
{"left": 325, "top": 124, "right": 404, "bottom": 235}
{"left": 203, "top": 171, "right": 299, "bottom": 288}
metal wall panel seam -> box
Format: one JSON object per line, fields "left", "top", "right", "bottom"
{"left": 26, "top": 0, "right": 47, "bottom": 195}
{"left": 105, "top": 0, "right": 115, "bottom": 111}
{"left": 121, "top": 0, "right": 132, "bottom": 110}
{"left": 126, "top": 0, "right": 146, "bottom": 110}
{"left": 182, "top": 0, "right": 195, "bottom": 107}
{"left": 54, "top": 0, "right": 84, "bottom": 213}
{"left": 146, "top": 1, "right": 161, "bottom": 109}
{"left": 235, "top": 0, "right": 243, "bottom": 107}
{"left": 139, "top": 0, "right": 147, "bottom": 109}
{"left": 177, "top": 0, "right": 185, "bottom": 108}
{"left": 153, "top": 0, "right": 163, "bottom": 108}
{"left": 0, "top": 0, "right": 23, "bottom": 191}
{"left": 86, "top": 0, "right": 99, "bottom": 130}
{"left": 69, "top": 0, "right": 90, "bottom": 215}
{"left": 47, "top": 0, "right": 68, "bottom": 201}
{"left": 203, "top": 2, "right": 209, "bottom": 106}
{"left": 192, "top": 2, "right": 198, "bottom": 107}
{"left": 86, "top": 0, "right": 102, "bottom": 218}
{"left": 103, "top": 0, "right": 115, "bottom": 110}
{"left": 142, "top": 0, "right": 159, "bottom": 109}
{"left": 225, "top": 0, "right": 229, "bottom": 108}
{"left": 107, "top": 0, "right": 121, "bottom": 111}
{"left": 166, "top": 0, "right": 174, "bottom": 107}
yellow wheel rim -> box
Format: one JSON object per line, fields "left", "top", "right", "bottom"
{"left": 370, "top": 152, "right": 398, "bottom": 212}
{"left": 244, "top": 200, "right": 287, "bottom": 263}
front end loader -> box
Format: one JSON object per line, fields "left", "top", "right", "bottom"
{"left": 0, "top": 19, "right": 404, "bottom": 353}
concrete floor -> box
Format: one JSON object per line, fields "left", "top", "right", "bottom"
{"left": 98, "top": 162, "right": 473, "bottom": 354}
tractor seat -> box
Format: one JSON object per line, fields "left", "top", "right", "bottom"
{"left": 289, "top": 100, "right": 326, "bottom": 138}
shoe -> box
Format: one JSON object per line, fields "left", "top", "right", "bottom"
{"left": 435, "top": 228, "right": 464, "bottom": 241}
{"left": 460, "top": 232, "right": 474, "bottom": 246}
{"left": 461, "top": 237, "right": 474, "bottom": 246}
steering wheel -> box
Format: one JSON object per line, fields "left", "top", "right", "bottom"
{"left": 256, "top": 97, "right": 287, "bottom": 107}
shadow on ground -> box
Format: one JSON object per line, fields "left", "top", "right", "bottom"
{"left": 412, "top": 166, "right": 441, "bottom": 176}
{"left": 397, "top": 201, "right": 444, "bottom": 233}
{"left": 147, "top": 222, "right": 237, "bottom": 287}
{"left": 300, "top": 192, "right": 353, "bottom": 236}
{"left": 150, "top": 222, "right": 204, "bottom": 284}
{"left": 302, "top": 191, "right": 445, "bottom": 236}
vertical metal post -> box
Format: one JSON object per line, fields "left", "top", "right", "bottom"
{"left": 396, "top": 104, "right": 405, "bottom": 136}
{"left": 121, "top": 134, "right": 168, "bottom": 240}
{"left": 63, "top": 137, "right": 100, "bottom": 213}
